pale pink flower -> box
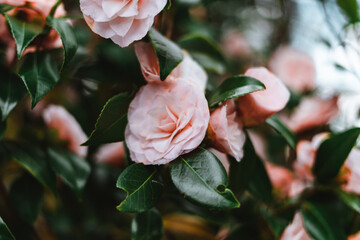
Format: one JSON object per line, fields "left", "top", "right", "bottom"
{"left": 265, "top": 162, "right": 295, "bottom": 198}
{"left": 208, "top": 100, "right": 245, "bottom": 161}
{"left": 288, "top": 179, "right": 309, "bottom": 198}
{"left": 125, "top": 79, "right": 210, "bottom": 165}
{"left": 43, "top": 105, "right": 88, "bottom": 157}
{"left": 281, "top": 212, "right": 311, "bottom": 240}
{"left": 349, "top": 232, "right": 360, "bottom": 240}
{"left": 248, "top": 130, "right": 267, "bottom": 161}
{"left": 293, "top": 133, "right": 329, "bottom": 181}
{"left": 237, "top": 67, "right": 290, "bottom": 126}
{"left": 208, "top": 148, "right": 229, "bottom": 175}
{"left": 280, "top": 95, "right": 339, "bottom": 133}
{"left": 343, "top": 149, "right": 360, "bottom": 194}
{"left": 80, "top": 0, "right": 167, "bottom": 47}
{"left": 94, "top": 142, "right": 125, "bottom": 166}
{"left": 134, "top": 41, "right": 207, "bottom": 90}
{"left": 269, "top": 46, "right": 316, "bottom": 93}
{"left": 221, "top": 30, "right": 252, "bottom": 59}
{"left": 0, "top": 0, "right": 25, "bottom": 6}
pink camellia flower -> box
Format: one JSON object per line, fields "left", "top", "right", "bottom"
{"left": 125, "top": 79, "right": 210, "bottom": 165}
{"left": 43, "top": 105, "right": 88, "bottom": 157}
{"left": 280, "top": 96, "right": 339, "bottom": 133}
{"left": 134, "top": 41, "right": 207, "bottom": 90}
{"left": 94, "top": 142, "right": 125, "bottom": 166}
{"left": 342, "top": 149, "right": 360, "bottom": 194}
{"left": 281, "top": 212, "right": 311, "bottom": 240}
{"left": 80, "top": 0, "right": 167, "bottom": 47}
{"left": 349, "top": 232, "right": 360, "bottom": 240}
{"left": 208, "top": 100, "right": 245, "bottom": 161}
{"left": 265, "top": 162, "right": 295, "bottom": 198}
{"left": 208, "top": 148, "right": 229, "bottom": 175}
{"left": 237, "top": 67, "right": 290, "bottom": 126}
{"left": 293, "top": 133, "right": 329, "bottom": 181}
{"left": 221, "top": 30, "right": 252, "bottom": 59}
{"left": 269, "top": 46, "right": 316, "bottom": 93}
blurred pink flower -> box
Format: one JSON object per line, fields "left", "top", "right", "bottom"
{"left": 343, "top": 149, "right": 360, "bottom": 195}
{"left": 265, "top": 162, "right": 295, "bottom": 198}
{"left": 293, "top": 133, "right": 329, "bottom": 181}
{"left": 280, "top": 96, "right": 339, "bottom": 133}
{"left": 288, "top": 179, "right": 309, "bottom": 198}
{"left": 281, "top": 212, "right": 311, "bottom": 240}
{"left": 0, "top": 0, "right": 25, "bottom": 6}
{"left": 94, "top": 142, "right": 125, "bottom": 166}
{"left": 237, "top": 67, "right": 290, "bottom": 126}
{"left": 269, "top": 46, "right": 316, "bottom": 93}
{"left": 80, "top": 0, "right": 167, "bottom": 47}
{"left": 349, "top": 232, "right": 360, "bottom": 240}
{"left": 43, "top": 105, "right": 88, "bottom": 157}
{"left": 221, "top": 30, "right": 252, "bottom": 59}
{"left": 0, "top": 15, "right": 16, "bottom": 64}
{"left": 208, "top": 100, "right": 245, "bottom": 161}
{"left": 125, "top": 79, "right": 209, "bottom": 165}
{"left": 134, "top": 41, "right": 207, "bottom": 90}
{"left": 208, "top": 148, "right": 229, "bottom": 175}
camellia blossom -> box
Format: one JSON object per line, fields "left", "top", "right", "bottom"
{"left": 281, "top": 212, "right": 311, "bottom": 240}
{"left": 269, "top": 46, "right": 316, "bottom": 93}
{"left": 134, "top": 41, "right": 207, "bottom": 90}
{"left": 237, "top": 67, "right": 290, "bottom": 126}
{"left": 43, "top": 105, "right": 88, "bottom": 157}
{"left": 94, "top": 142, "right": 125, "bottom": 166}
{"left": 80, "top": 0, "right": 167, "bottom": 47}
{"left": 221, "top": 30, "right": 252, "bottom": 59}
{"left": 125, "top": 79, "right": 210, "bottom": 165}
{"left": 208, "top": 100, "right": 245, "bottom": 161}
{"left": 280, "top": 95, "right": 339, "bottom": 133}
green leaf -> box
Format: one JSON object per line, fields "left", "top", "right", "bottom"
{"left": 47, "top": 148, "right": 91, "bottom": 199}
{"left": 5, "top": 14, "right": 43, "bottom": 58}
{"left": 0, "top": 216, "right": 15, "bottom": 240}
{"left": 1, "top": 142, "right": 57, "bottom": 193}
{"left": 116, "top": 163, "right": 163, "bottom": 213}
{"left": 266, "top": 115, "right": 297, "bottom": 149}
{"left": 336, "top": 0, "right": 360, "bottom": 23}
{"left": 46, "top": 17, "right": 77, "bottom": 70}
{"left": 131, "top": 208, "right": 163, "bottom": 240}
{"left": 18, "top": 51, "right": 60, "bottom": 108}
{"left": 0, "top": 120, "right": 6, "bottom": 140}
{"left": 335, "top": 189, "right": 360, "bottom": 213}
{"left": 178, "top": 34, "right": 226, "bottom": 74}
{"left": 83, "top": 93, "right": 131, "bottom": 146}
{"left": 170, "top": 148, "right": 240, "bottom": 209}
{"left": 313, "top": 128, "right": 360, "bottom": 182}
{"left": 148, "top": 28, "right": 184, "bottom": 81}
{"left": 9, "top": 174, "right": 43, "bottom": 224}
{"left": 0, "top": 4, "right": 14, "bottom": 13}
{"left": 301, "top": 202, "right": 347, "bottom": 240}
{"left": 208, "top": 75, "right": 265, "bottom": 107}
{"left": 0, "top": 66, "right": 27, "bottom": 121}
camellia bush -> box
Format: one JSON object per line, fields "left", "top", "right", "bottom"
{"left": 1, "top": 0, "right": 360, "bottom": 239}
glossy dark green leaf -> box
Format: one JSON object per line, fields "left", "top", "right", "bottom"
{"left": 116, "top": 163, "right": 162, "bottom": 213}
{"left": 0, "top": 120, "right": 5, "bottom": 139}
{"left": 47, "top": 148, "right": 91, "bottom": 199}
{"left": 313, "top": 128, "right": 360, "bottom": 182}
{"left": 1, "top": 142, "right": 57, "bottom": 193}
{"left": 266, "top": 115, "right": 297, "bottom": 149}
{"left": 336, "top": 0, "right": 360, "bottom": 23}
{"left": 208, "top": 75, "right": 265, "bottom": 107}
{"left": 46, "top": 17, "right": 77, "bottom": 70}
{"left": 18, "top": 51, "right": 60, "bottom": 108}
{"left": 5, "top": 14, "right": 43, "bottom": 58}
{"left": 83, "top": 93, "right": 131, "bottom": 146}
{"left": 0, "top": 216, "right": 15, "bottom": 240}
{"left": 301, "top": 202, "right": 347, "bottom": 240}
{"left": 178, "top": 34, "right": 226, "bottom": 74}
{"left": 0, "top": 66, "right": 27, "bottom": 121}
{"left": 0, "top": 4, "right": 14, "bottom": 13}
{"left": 170, "top": 148, "right": 240, "bottom": 209}
{"left": 335, "top": 189, "right": 360, "bottom": 213}
{"left": 9, "top": 174, "right": 43, "bottom": 224}
{"left": 131, "top": 208, "right": 163, "bottom": 240}
{"left": 148, "top": 28, "right": 184, "bottom": 81}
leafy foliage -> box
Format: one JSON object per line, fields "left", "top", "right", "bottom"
{"left": 131, "top": 208, "right": 163, "bottom": 240}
